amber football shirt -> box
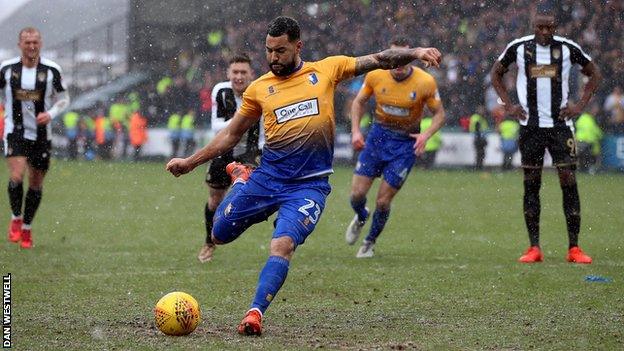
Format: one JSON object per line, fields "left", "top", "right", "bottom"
{"left": 238, "top": 56, "right": 356, "bottom": 179}
{"left": 361, "top": 66, "right": 440, "bottom": 133}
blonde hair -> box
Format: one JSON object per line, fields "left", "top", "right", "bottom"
{"left": 18, "top": 27, "right": 41, "bottom": 41}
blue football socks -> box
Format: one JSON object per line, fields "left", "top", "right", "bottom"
{"left": 350, "top": 196, "right": 369, "bottom": 222}
{"left": 250, "top": 255, "right": 290, "bottom": 313}
{"left": 365, "top": 208, "right": 390, "bottom": 243}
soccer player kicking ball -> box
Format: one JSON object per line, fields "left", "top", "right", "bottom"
{"left": 345, "top": 36, "right": 445, "bottom": 258}
{"left": 167, "top": 16, "right": 442, "bottom": 335}
{"left": 490, "top": 8, "right": 601, "bottom": 263}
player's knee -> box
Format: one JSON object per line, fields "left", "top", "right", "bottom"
{"left": 28, "top": 179, "right": 44, "bottom": 190}
{"left": 558, "top": 168, "right": 576, "bottom": 187}
{"left": 9, "top": 174, "right": 23, "bottom": 183}
{"left": 523, "top": 168, "right": 542, "bottom": 183}
{"left": 9, "top": 167, "right": 25, "bottom": 181}
{"left": 208, "top": 186, "right": 227, "bottom": 205}
{"left": 210, "top": 233, "right": 225, "bottom": 245}
{"left": 270, "top": 236, "right": 295, "bottom": 260}
{"left": 375, "top": 199, "right": 392, "bottom": 212}
{"left": 350, "top": 188, "right": 367, "bottom": 201}
{"left": 28, "top": 178, "right": 44, "bottom": 189}
{"left": 207, "top": 197, "right": 221, "bottom": 211}
{"left": 211, "top": 217, "right": 240, "bottom": 244}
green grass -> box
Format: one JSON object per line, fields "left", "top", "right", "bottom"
{"left": 2, "top": 161, "right": 624, "bottom": 350}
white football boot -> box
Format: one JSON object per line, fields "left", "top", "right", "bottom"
{"left": 356, "top": 240, "right": 375, "bottom": 258}
{"left": 345, "top": 208, "right": 368, "bottom": 245}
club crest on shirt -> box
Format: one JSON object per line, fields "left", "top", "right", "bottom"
{"left": 268, "top": 86, "right": 276, "bottom": 95}
{"left": 37, "top": 72, "right": 46, "bottom": 82}
{"left": 552, "top": 48, "right": 561, "bottom": 60}
{"left": 308, "top": 73, "right": 318, "bottom": 85}
{"left": 409, "top": 91, "right": 417, "bottom": 100}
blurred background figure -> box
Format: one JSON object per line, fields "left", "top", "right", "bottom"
{"left": 498, "top": 115, "right": 520, "bottom": 171}
{"left": 79, "top": 113, "right": 96, "bottom": 161}
{"left": 109, "top": 96, "right": 129, "bottom": 159}
{"left": 417, "top": 115, "right": 442, "bottom": 169}
{"left": 575, "top": 105, "right": 603, "bottom": 174}
{"left": 180, "top": 109, "right": 195, "bottom": 156}
{"left": 62, "top": 110, "right": 79, "bottom": 160}
{"left": 94, "top": 105, "right": 113, "bottom": 160}
{"left": 167, "top": 112, "right": 181, "bottom": 158}
{"left": 470, "top": 107, "right": 489, "bottom": 170}
{"left": 603, "top": 86, "right": 624, "bottom": 133}
{"left": 129, "top": 109, "right": 148, "bottom": 161}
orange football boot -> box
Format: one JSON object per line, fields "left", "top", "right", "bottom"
{"left": 226, "top": 162, "right": 253, "bottom": 184}
{"left": 566, "top": 246, "right": 592, "bottom": 264}
{"left": 237, "top": 308, "right": 262, "bottom": 336}
{"left": 518, "top": 246, "right": 543, "bottom": 263}
{"left": 8, "top": 217, "right": 22, "bottom": 243}
{"left": 20, "top": 228, "right": 33, "bottom": 249}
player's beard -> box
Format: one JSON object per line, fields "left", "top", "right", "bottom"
{"left": 269, "top": 60, "right": 297, "bottom": 77}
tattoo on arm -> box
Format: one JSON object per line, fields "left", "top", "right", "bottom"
{"left": 354, "top": 56, "right": 379, "bottom": 76}
{"left": 375, "top": 49, "right": 416, "bottom": 68}
{"left": 355, "top": 48, "right": 416, "bottom": 76}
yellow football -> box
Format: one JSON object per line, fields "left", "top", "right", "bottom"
{"left": 154, "top": 291, "right": 201, "bottom": 336}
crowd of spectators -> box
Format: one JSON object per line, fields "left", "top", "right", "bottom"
{"left": 137, "top": 0, "right": 623, "bottom": 134}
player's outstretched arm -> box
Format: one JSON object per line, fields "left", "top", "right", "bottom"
{"left": 166, "top": 112, "right": 260, "bottom": 177}
{"left": 354, "top": 47, "right": 442, "bottom": 76}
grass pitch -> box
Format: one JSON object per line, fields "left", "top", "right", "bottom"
{"left": 1, "top": 161, "right": 623, "bottom": 350}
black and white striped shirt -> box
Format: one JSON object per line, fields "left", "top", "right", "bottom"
{"left": 498, "top": 35, "right": 592, "bottom": 128}
{"left": 0, "top": 57, "right": 66, "bottom": 141}
{"left": 210, "top": 80, "right": 263, "bottom": 157}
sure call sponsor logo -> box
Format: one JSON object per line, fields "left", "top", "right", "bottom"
{"left": 274, "top": 98, "right": 320, "bottom": 124}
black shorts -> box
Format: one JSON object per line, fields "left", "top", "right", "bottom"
{"left": 205, "top": 151, "right": 261, "bottom": 189}
{"left": 519, "top": 126, "right": 577, "bottom": 169}
{"left": 4, "top": 133, "right": 52, "bottom": 171}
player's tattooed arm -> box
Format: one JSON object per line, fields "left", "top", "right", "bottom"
{"left": 355, "top": 47, "right": 442, "bottom": 76}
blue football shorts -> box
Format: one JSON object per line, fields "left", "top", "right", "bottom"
{"left": 212, "top": 169, "right": 331, "bottom": 246}
{"left": 354, "top": 124, "right": 416, "bottom": 189}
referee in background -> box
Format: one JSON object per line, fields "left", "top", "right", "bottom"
{"left": 490, "top": 7, "right": 601, "bottom": 264}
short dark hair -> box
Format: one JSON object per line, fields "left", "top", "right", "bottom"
{"left": 390, "top": 36, "right": 410, "bottom": 47}
{"left": 229, "top": 53, "right": 251, "bottom": 65}
{"left": 535, "top": 3, "right": 558, "bottom": 24}
{"left": 267, "top": 16, "right": 300, "bottom": 42}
